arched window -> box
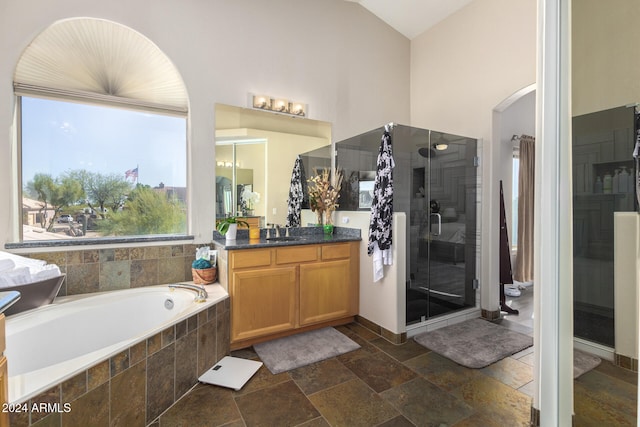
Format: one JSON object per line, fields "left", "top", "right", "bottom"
{"left": 14, "top": 18, "right": 189, "bottom": 242}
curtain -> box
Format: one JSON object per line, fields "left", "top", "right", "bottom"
{"left": 514, "top": 135, "right": 535, "bottom": 282}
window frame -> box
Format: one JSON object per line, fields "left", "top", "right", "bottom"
{"left": 13, "top": 92, "right": 192, "bottom": 249}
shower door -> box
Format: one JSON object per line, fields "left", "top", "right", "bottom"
{"left": 402, "top": 127, "right": 478, "bottom": 324}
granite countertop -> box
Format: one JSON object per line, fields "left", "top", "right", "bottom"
{"left": 211, "top": 226, "right": 361, "bottom": 250}
{"left": 0, "top": 290, "right": 21, "bottom": 314}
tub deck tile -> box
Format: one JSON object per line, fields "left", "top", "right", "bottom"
{"left": 146, "top": 343, "right": 176, "bottom": 424}
{"left": 111, "top": 359, "right": 146, "bottom": 427}
{"left": 61, "top": 371, "right": 87, "bottom": 403}
{"left": 62, "top": 381, "right": 109, "bottom": 427}
{"left": 88, "top": 360, "right": 110, "bottom": 390}
{"left": 110, "top": 349, "right": 130, "bottom": 377}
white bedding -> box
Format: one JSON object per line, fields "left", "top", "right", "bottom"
{"left": 421, "top": 221, "right": 465, "bottom": 244}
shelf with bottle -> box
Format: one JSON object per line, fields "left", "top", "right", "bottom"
{"left": 592, "top": 160, "right": 635, "bottom": 195}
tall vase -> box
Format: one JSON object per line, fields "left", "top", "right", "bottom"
{"left": 226, "top": 223, "right": 238, "bottom": 241}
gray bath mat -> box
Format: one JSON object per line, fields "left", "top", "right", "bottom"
{"left": 253, "top": 327, "right": 360, "bottom": 374}
{"left": 574, "top": 349, "right": 601, "bottom": 378}
{"left": 414, "top": 318, "right": 533, "bottom": 369}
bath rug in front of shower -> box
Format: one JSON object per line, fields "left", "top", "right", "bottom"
{"left": 413, "top": 318, "right": 533, "bottom": 369}
{"left": 253, "top": 327, "right": 360, "bottom": 374}
{"left": 573, "top": 348, "right": 601, "bottom": 378}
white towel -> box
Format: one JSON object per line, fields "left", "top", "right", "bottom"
{"left": 0, "top": 259, "right": 15, "bottom": 272}
{"left": 32, "top": 265, "right": 62, "bottom": 282}
{"left": 372, "top": 242, "right": 393, "bottom": 283}
{"left": 0, "top": 251, "right": 60, "bottom": 287}
{"left": 0, "top": 251, "right": 46, "bottom": 269}
{"left": 0, "top": 267, "right": 32, "bottom": 287}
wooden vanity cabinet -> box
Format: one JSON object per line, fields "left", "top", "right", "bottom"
{"left": 229, "top": 241, "right": 359, "bottom": 349}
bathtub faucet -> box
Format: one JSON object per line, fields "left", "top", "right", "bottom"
{"left": 168, "top": 283, "right": 208, "bottom": 303}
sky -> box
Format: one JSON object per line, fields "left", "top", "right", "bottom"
{"left": 21, "top": 96, "right": 187, "bottom": 189}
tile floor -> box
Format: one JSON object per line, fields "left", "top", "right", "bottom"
{"left": 153, "top": 303, "right": 637, "bottom": 426}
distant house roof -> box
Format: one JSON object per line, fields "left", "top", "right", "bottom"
{"left": 22, "top": 197, "right": 46, "bottom": 210}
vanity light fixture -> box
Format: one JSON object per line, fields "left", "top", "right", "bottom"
{"left": 434, "top": 143, "right": 448, "bottom": 151}
{"left": 252, "top": 95, "right": 271, "bottom": 109}
{"left": 272, "top": 98, "right": 289, "bottom": 113}
{"left": 250, "top": 93, "right": 307, "bottom": 117}
{"left": 290, "top": 102, "right": 306, "bottom": 116}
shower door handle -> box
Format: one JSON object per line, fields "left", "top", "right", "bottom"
{"left": 431, "top": 213, "right": 442, "bottom": 236}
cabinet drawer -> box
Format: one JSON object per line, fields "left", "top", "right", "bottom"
{"left": 231, "top": 249, "right": 272, "bottom": 269}
{"left": 321, "top": 243, "right": 351, "bottom": 260}
{"left": 276, "top": 245, "right": 317, "bottom": 264}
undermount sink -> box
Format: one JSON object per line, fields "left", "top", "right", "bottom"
{"left": 266, "top": 236, "right": 304, "bottom": 242}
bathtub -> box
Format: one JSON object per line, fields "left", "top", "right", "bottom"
{"left": 5, "top": 283, "right": 228, "bottom": 404}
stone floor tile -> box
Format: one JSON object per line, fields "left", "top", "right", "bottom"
{"left": 480, "top": 357, "right": 534, "bottom": 389}
{"left": 308, "top": 378, "right": 399, "bottom": 427}
{"left": 371, "top": 337, "right": 431, "bottom": 362}
{"left": 449, "top": 375, "right": 532, "bottom": 426}
{"left": 289, "top": 358, "right": 356, "bottom": 395}
{"left": 158, "top": 383, "right": 241, "bottom": 427}
{"left": 342, "top": 350, "right": 417, "bottom": 393}
{"left": 404, "top": 351, "right": 482, "bottom": 391}
{"left": 381, "top": 377, "right": 474, "bottom": 426}
{"left": 235, "top": 380, "right": 319, "bottom": 427}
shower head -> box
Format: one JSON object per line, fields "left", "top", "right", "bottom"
{"left": 418, "top": 147, "right": 436, "bottom": 158}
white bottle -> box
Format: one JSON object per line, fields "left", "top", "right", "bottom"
{"left": 612, "top": 169, "right": 620, "bottom": 193}
{"left": 594, "top": 176, "right": 603, "bottom": 193}
{"left": 603, "top": 173, "right": 612, "bottom": 194}
{"left": 618, "top": 167, "right": 629, "bottom": 193}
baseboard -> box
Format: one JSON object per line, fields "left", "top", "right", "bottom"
{"left": 614, "top": 353, "right": 638, "bottom": 372}
{"left": 355, "top": 315, "right": 406, "bottom": 344}
{"left": 482, "top": 309, "right": 501, "bottom": 320}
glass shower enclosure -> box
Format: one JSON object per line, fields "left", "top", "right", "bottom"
{"left": 335, "top": 124, "right": 478, "bottom": 325}
{"left": 572, "top": 106, "right": 638, "bottom": 348}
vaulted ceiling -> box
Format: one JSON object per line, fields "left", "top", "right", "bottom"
{"left": 347, "top": 0, "right": 474, "bottom": 39}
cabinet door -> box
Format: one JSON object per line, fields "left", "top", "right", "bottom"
{"left": 231, "top": 266, "right": 297, "bottom": 342}
{"left": 299, "top": 259, "right": 352, "bottom": 326}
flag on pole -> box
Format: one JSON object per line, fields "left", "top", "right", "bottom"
{"left": 125, "top": 167, "right": 138, "bottom": 179}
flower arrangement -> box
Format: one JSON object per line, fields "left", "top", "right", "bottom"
{"left": 307, "top": 168, "right": 343, "bottom": 226}
{"left": 240, "top": 187, "right": 260, "bottom": 214}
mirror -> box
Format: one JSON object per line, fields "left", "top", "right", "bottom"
{"left": 215, "top": 104, "right": 332, "bottom": 226}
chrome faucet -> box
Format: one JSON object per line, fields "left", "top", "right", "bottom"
{"left": 275, "top": 224, "right": 281, "bottom": 238}
{"left": 169, "top": 283, "right": 208, "bottom": 302}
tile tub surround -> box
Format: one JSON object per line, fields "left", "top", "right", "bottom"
{"left": 17, "top": 243, "right": 206, "bottom": 297}
{"left": 9, "top": 297, "right": 230, "bottom": 427}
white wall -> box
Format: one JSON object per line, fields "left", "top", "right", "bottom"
{"left": 0, "top": 0, "right": 410, "bottom": 246}
{"left": 409, "top": 0, "right": 537, "bottom": 313}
